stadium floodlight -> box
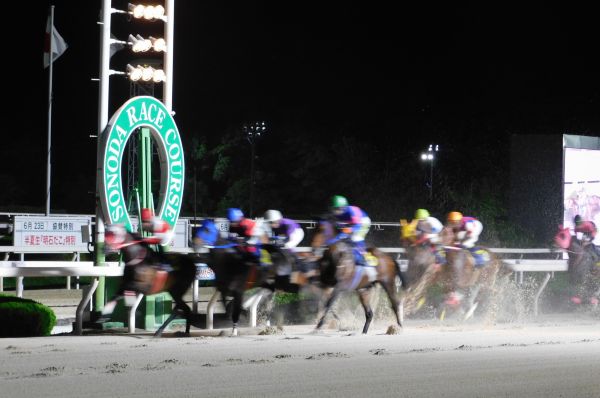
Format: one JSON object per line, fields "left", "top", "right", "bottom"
{"left": 126, "top": 64, "right": 143, "bottom": 81}
{"left": 128, "top": 3, "right": 167, "bottom": 21}
{"left": 150, "top": 36, "right": 167, "bottom": 52}
{"left": 141, "top": 66, "right": 154, "bottom": 81}
{"left": 420, "top": 144, "right": 439, "bottom": 200}
{"left": 127, "top": 34, "right": 150, "bottom": 53}
{"left": 152, "top": 68, "right": 166, "bottom": 82}
{"left": 125, "top": 64, "right": 166, "bottom": 83}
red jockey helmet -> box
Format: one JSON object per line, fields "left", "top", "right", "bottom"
{"left": 141, "top": 208, "right": 154, "bottom": 222}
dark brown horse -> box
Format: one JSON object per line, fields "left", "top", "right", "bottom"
{"left": 194, "top": 221, "right": 303, "bottom": 336}
{"left": 101, "top": 225, "right": 198, "bottom": 337}
{"left": 554, "top": 226, "right": 600, "bottom": 305}
{"left": 401, "top": 218, "right": 511, "bottom": 319}
{"left": 435, "top": 226, "right": 508, "bottom": 320}
{"left": 312, "top": 222, "right": 403, "bottom": 334}
{"left": 399, "top": 219, "right": 442, "bottom": 317}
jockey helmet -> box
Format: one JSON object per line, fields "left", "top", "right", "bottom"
{"left": 141, "top": 208, "right": 154, "bottom": 222}
{"left": 331, "top": 195, "right": 348, "bottom": 208}
{"left": 227, "top": 208, "right": 244, "bottom": 223}
{"left": 264, "top": 209, "right": 283, "bottom": 223}
{"left": 414, "top": 208, "right": 430, "bottom": 220}
{"left": 447, "top": 211, "right": 463, "bottom": 222}
{"left": 105, "top": 224, "right": 126, "bottom": 247}
{"left": 574, "top": 214, "right": 583, "bottom": 226}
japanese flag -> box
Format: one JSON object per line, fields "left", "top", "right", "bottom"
{"left": 43, "top": 15, "right": 68, "bottom": 68}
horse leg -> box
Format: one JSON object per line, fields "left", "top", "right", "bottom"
{"left": 96, "top": 294, "right": 123, "bottom": 322}
{"left": 403, "top": 263, "right": 438, "bottom": 316}
{"left": 358, "top": 288, "right": 374, "bottom": 334}
{"left": 315, "top": 288, "right": 340, "bottom": 330}
{"left": 381, "top": 281, "right": 402, "bottom": 328}
{"left": 151, "top": 287, "right": 194, "bottom": 338}
{"left": 261, "top": 291, "right": 276, "bottom": 327}
{"left": 463, "top": 284, "right": 481, "bottom": 321}
{"left": 174, "top": 294, "right": 193, "bottom": 335}
{"left": 154, "top": 310, "right": 179, "bottom": 338}
{"left": 230, "top": 290, "right": 244, "bottom": 336}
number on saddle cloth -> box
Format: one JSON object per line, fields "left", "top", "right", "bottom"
{"left": 364, "top": 251, "right": 379, "bottom": 266}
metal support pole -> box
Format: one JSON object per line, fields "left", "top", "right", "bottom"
{"left": 129, "top": 293, "right": 144, "bottom": 333}
{"left": 94, "top": 0, "right": 112, "bottom": 312}
{"left": 163, "top": 0, "right": 174, "bottom": 112}
{"left": 533, "top": 272, "right": 552, "bottom": 316}
{"left": 429, "top": 160, "right": 433, "bottom": 200}
{"left": 46, "top": 5, "right": 55, "bottom": 216}
{"left": 192, "top": 280, "right": 199, "bottom": 313}
{"left": 250, "top": 141, "right": 255, "bottom": 217}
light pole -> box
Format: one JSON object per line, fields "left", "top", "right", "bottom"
{"left": 95, "top": 0, "right": 172, "bottom": 313}
{"left": 243, "top": 121, "right": 267, "bottom": 217}
{"left": 420, "top": 144, "right": 439, "bottom": 200}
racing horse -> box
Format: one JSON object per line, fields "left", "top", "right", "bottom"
{"left": 554, "top": 226, "right": 600, "bottom": 305}
{"left": 194, "top": 220, "right": 303, "bottom": 336}
{"left": 101, "top": 224, "right": 198, "bottom": 337}
{"left": 436, "top": 226, "right": 508, "bottom": 320}
{"left": 312, "top": 221, "right": 404, "bottom": 334}
{"left": 398, "top": 219, "right": 443, "bottom": 317}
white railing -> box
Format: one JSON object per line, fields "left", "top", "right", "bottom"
{"left": 0, "top": 261, "right": 121, "bottom": 335}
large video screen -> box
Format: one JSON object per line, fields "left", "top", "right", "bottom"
{"left": 563, "top": 147, "right": 600, "bottom": 245}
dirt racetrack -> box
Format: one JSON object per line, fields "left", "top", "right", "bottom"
{"left": 2, "top": 310, "right": 600, "bottom": 398}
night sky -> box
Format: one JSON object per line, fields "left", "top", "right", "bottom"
{"left": 3, "top": 1, "right": 600, "bottom": 217}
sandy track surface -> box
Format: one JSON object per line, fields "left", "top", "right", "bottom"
{"left": 2, "top": 314, "right": 600, "bottom": 398}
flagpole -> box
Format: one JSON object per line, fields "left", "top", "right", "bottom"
{"left": 46, "top": 5, "right": 55, "bottom": 216}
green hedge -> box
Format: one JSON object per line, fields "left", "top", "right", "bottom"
{"left": 0, "top": 295, "right": 56, "bottom": 337}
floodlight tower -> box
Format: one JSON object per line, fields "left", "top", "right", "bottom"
{"left": 420, "top": 144, "right": 439, "bottom": 200}
{"left": 95, "top": 1, "right": 174, "bottom": 312}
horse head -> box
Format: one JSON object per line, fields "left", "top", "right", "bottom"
{"left": 553, "top": 225, "right": 572, "bottom": 251}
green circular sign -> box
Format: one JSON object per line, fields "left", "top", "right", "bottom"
{"left": 100, "top": 96, "right": 185, "bottom": 231}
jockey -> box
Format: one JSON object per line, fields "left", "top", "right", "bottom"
{"left": 329, "top": 196, "right": 374, "bottom": 267}
{"left": 573, "top": 215, "right": 600, "bottom": 257}
{"left": 105, "top": 222, "right": 167, "bottom": 292}
{"left": 413, "top": 208, "right": 446, "bottom": 265}
{"left": 226, "top": 208, "right": 265, "bottom": 265}
{"left": 141, "top": 208, "right": 173, "bottom": 246}
{"left": 330, "top": 196, "right": 372, "bottom": 243}
{"left": 193, "top": 218, "right": 219, "bottom": 248}
{"left": 445, "top": 211, "right": 489, "bottom": 267}
{"left": 140, "top": 208, "right": 174, "bottom": 272}
{"left": 414, "top": 208, "right": 443, "bottom": 245}
{"left": 263, "top": 209, "right": 305, "bottom": 249}
{"left": 263, "top": 210, "right": 305, "bottom": 284}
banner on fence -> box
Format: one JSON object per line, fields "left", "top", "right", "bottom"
{"left": 13, "top": 216, "right": 91, "bottom": 250}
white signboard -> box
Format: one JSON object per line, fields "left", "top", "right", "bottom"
{"left": 563, "top": 148, "right": 600, "bottom": 245}
{"left": 13, "top": 216, "right": 91, "bottom": 250}
{"left": 130, "top": 218, "right": 189, "bottom": 249}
